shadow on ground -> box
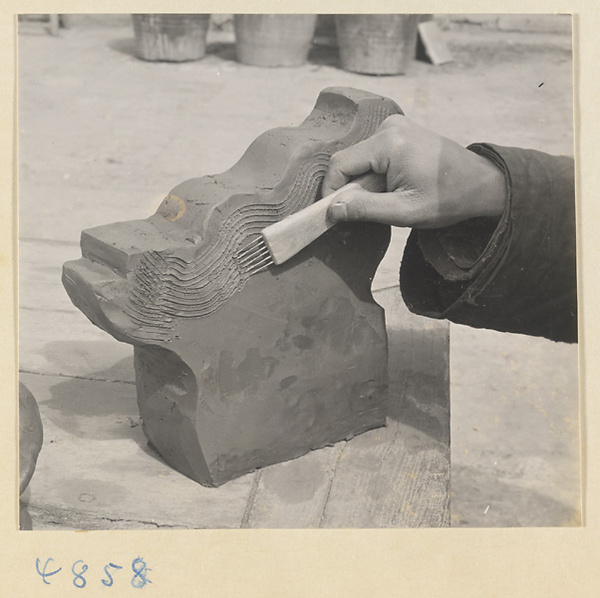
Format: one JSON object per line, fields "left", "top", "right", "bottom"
{"left": 451, "top": 463, "right": 581, "bottom": 527}
{"left": 108, "top": 37, "right": 137, "bottom": 58}
{"left": 107, "top": 37, "right": 345, "bottom": 69}
{"left": 37, "top": 351, "right": 166, "bottom": 465}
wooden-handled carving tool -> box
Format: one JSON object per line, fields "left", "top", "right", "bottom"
{"left": 234, "top": 171, "right": 386, "bottom": 275}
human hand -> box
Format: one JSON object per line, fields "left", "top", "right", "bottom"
{"left": 322, "top": 115, "right": 507, "bottom": 229}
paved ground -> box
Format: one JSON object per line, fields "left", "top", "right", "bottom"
{"left": 18, "top": 18, "right": 579, "bottom": 528}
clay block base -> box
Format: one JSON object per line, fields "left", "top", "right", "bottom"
{"left": 63, "top": 87, "right": 402, "bottom": 486}
{"left": 134, "top": 223, "right": 390, "bottom": 486}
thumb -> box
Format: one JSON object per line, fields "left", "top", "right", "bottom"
{"left": 327, "top": 189, "right": 414, "bottom": 227}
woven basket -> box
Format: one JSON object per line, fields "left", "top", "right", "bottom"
{"left": 234, "top": 14, "right": 317, "bottom": 67}
{"left": 335, "top": 14, "right": 419, "bottom": 75}
{"left": 132, "top": 14, "right": 211, "bottom": 62}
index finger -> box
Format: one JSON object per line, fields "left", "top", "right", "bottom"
{"left": 322, "top": 136, "right": 382, "bottom": 197}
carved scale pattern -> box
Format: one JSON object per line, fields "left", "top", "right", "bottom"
{"left": 125, "top": 103, "right": 393, "bottom": 342}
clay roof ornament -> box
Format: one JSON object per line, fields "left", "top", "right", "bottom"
{"left": 63, "top": 87, "right": 402, "bottom": 486}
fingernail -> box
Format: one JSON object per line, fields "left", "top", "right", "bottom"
{"left": 329, "top": 202, "right": 347, "bottom": 221}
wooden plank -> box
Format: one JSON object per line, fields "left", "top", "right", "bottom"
{"left": 244, "top": 287, "right": 450, "bottom": 528}
{"left": 244, "top": 445, "right": 344, "bottom": 528}
{"left": 320, "top": 288, "right": 450, "bottom": 527}
{"left": 21, "top": 372, "right": 255, "bottom": 529}
{"left": 418, "top": 21, "right": 453, "bottom": 66}
{"left": 242, "top": 230, "right": 409, "bottom": 528}
{"left": 371, "top": 227, "right": 409, "bottom": 292}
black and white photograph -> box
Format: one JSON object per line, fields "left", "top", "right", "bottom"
{"left": 17, "top": 11, "right": 579, "bottom": 538}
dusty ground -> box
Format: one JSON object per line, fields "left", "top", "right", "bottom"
{"left": 18, "top": 18, "right": 579, "bottom": 527}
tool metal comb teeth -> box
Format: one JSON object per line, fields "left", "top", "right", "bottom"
{"left": 234, "top": 171, "right": 385, "bottom": 276}
{"left": 234, "top": 236, "right": 273, "bottom": 275}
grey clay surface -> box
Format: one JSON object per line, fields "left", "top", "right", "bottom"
{"left": 63, "top": 87, "right": 402, "bottom": 486}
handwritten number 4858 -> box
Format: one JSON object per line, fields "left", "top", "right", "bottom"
{"left": 36, "top": 557, "right": 151, "bottom": 589}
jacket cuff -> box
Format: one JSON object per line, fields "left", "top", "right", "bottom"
{"left": 399, "top": 142, "right": 577, "bottom": 342}
{"left": 400, "top": 143, "right": 511, "bottom": 316}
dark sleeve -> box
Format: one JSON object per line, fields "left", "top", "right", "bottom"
{"left": 399, "top": 143, "right": 577, "bottom": 343}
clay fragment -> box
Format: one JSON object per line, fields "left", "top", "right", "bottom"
{"left": 19, "top": 382, "right": 43, "bottom": 529}
{"left": 63, "top": 87, "right": 402, "bottom": 486}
